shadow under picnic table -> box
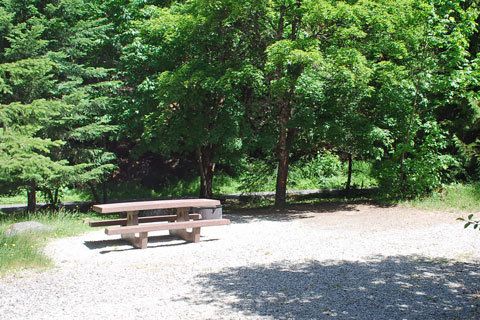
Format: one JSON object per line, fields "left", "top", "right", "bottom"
{"left": 83, "top": 235, "right": 219, "bottom": 253}
{"left": 189, "top": 255, "right": 480, "bottom": 319}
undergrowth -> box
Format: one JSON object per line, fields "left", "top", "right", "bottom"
{"left": 0, "top": 155, "right": 377, "bottom": 205}
{"left": 0, "top": 209, "right": 93, "bottom": 274}
{"left": 402, "top": 183, "right": 480, "bottom": 213}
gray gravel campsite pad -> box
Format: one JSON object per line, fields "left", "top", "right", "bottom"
{"left": 1, "top": 202, "right": 480, "bottom": 319}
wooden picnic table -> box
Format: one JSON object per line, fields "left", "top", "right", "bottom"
{"left": 91, "top": 199, "right": 230, "bottom": 249}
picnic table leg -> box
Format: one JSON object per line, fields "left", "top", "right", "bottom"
{"left": 121, "top": 211, "right": 148, "bottom": 249}
{"left": 137, "top": 232, "right": 148, "bottom": 249}
{"left": 121, "top": 211, "right": 138, "bottom": 241}
{"left": 170, "top": 208, "right": 201, "bottom": 243}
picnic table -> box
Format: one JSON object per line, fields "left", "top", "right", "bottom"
{"left": 90, "top": 199, "right": 231, "bottom": 249}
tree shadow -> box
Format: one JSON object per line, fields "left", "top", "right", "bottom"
{"left": 189, "top": 256, "right": 480, "bottom": 319}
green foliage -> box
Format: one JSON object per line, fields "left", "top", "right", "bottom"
{"left": 0, "top": 58, "right": 55, "bottom": 102}
{"left": 0, "top": 0, "right": 119, "bottom": 208}
{"left": 0, "top": 100, "right": 78, "bottom": 198}
{"left": 121, "top": 0, "right": 257, "bottom": 197}
{"left": 289, "top": 154, "right": 377, "bottom": 190}
{"left": 373, "top": 121, "right": 459, "bottom": 197}
{"left": 0, "top": 0, "right": 479, "bottom": 206}
{"left": 238, "top": 156, "right": 376, "bottom": 193}
{"left": 457, "top": 214, "right": 480, "bottom": 231}
{"left": 111, "top": 0, "right": 480, "bottom": 202}
{"left": 239, "top": 160, "right": 277, "bottom": 193}
{"left": 289, "top": 151, "right": 342, "bottom": 188}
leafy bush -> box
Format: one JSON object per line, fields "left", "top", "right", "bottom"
{"left": 373, "top": 122, "right": 458, "bottom": 198}
{"left": 239, "top": 160, "right": 277, "bottom": 193}
{"left": 289, "top": 151, "right": 343, "bottom": 189}
{"left": 347, "top": 161, "right": 377, "bottom": 188}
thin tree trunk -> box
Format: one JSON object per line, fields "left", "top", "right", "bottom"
{"left": 46, "top": 189, "right": 59, "bottom": 210}
{"left": 273, "top": 0, "right": 302, "bottom": 207}
{"left": 88, "top": 182, "right": 100, "bottom": 204}
{"left": 46, "top": 189, "right": 54, "bottom": 206}
{"left": 197, "top": 146, "right": 215, "bottom": 199}
{"left": 102, "top": 180, "right": 107, "bottom": 204}
{"left": 275, "top": 103, "right": 291, "bottom": 207}
{"left": 346, "top": 153, "right": 353, "bottom": 191}
{"left": 27, "top": 187, "right": 36, "bottom": 213}
{"left": 53, "top": 188, "right": 59, "bottom": 206}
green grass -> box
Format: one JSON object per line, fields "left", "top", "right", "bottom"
{"left": 402, "top": 183, "right": 480, "bottom": 213}
{"left": 0, "top": 209, "right": 93, "bottom": 274}
{"left": 0, "top": 231, "right": 50, "bottom": 272}
{"left": 0, "top": 188, "right": 91, "bottom": 205}
{"left": 288, "top": 160, "right": 377, "bottom": 191}
{"left": 0, "top": 193, "right": 28, "bottom": 205}
{"left": 213, "top": 174, "right": 243, "bottom": 194}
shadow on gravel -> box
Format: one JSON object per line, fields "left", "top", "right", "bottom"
{"left": 83, "top": 236, "right": 219, "bottom": 253}
{"left": 191, "top": 256, "right": 480, "bottom": 319}
{"left": 226, "top": 201, "right": 368, "bottom": 224}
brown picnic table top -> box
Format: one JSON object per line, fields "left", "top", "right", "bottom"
{"left": 92, "top": 198, "right": 221, "bottom": 214}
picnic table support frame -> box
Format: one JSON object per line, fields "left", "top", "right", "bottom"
{"left": 169, "top": 208, "right": 201, "bottom": 243}
{"left": 121, "top": 210, "right": 148, "bottom": 249}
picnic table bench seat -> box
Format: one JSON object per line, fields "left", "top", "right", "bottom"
{"left": 89, "top": 214, "right": 201, "bottom": 227}
{"left": 90, "top": 199, "right": 230, "bottom": 249}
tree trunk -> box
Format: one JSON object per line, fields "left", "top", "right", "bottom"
{"left": 46, "top": 189, "right": 54, "bottom": 206}
{"left": 273, "top": 1, "right": 301, "bottom": 207}
{"left": 102, "top": 180, "right": 107, "bottom": 204}
{"left": 275, "top": 103, "right": 291, "bottom": 207}
{"left": 53, "top": 188, "right": 59, "bottom": 206}
{"left": 27, "top": 187, "right": 36, "bottom": 213}
{"left": 346, "top": 153, "right": 353, "bottom": 190}
{"left": 197, "top": 146, "right": 216, "bottom": 199}
{"left": 88, "top": 182, "right": 100, "bottom": 204}
{"left": 46, "top": 188, "right": 59, "bottom": 210}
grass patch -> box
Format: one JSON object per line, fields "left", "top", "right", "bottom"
{"left": 402, "top": 183, "right": 480, "bottom": 213}
{"left": 0, "top": 188, "right": 91, "bottom": 205}
{"left": 0, "top": 193, "right": 28, "bottom": 205}
{"left": 0, "top": 231, "right": 50, "bottom": 272}
{"left": 0, "top": 209, "right": 93, "bottom": 274}
{"left": 213, "top": 174, "right": 243, "bottom": 194}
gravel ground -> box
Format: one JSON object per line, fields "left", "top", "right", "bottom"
{"left": 1, "top": 202, "right": 480, "bottom": 320}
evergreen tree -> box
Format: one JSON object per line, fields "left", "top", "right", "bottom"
{"left": 0, "top": 0, "right": 118, "bottom": 210}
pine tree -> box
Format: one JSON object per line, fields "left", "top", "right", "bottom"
{"left": 0, "top": 0, "right": 118, "bottom": 211}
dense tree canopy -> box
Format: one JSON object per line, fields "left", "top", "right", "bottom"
{"left": 0, "top": 0, "right": 479, "bottom": 208}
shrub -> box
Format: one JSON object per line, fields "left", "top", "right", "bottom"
{"left": 289, "top": 151, "right": 343, "bottom": 189}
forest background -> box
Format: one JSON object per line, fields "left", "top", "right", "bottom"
{"left": 1, "top": 0, "right": 479, "bottom": 211}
